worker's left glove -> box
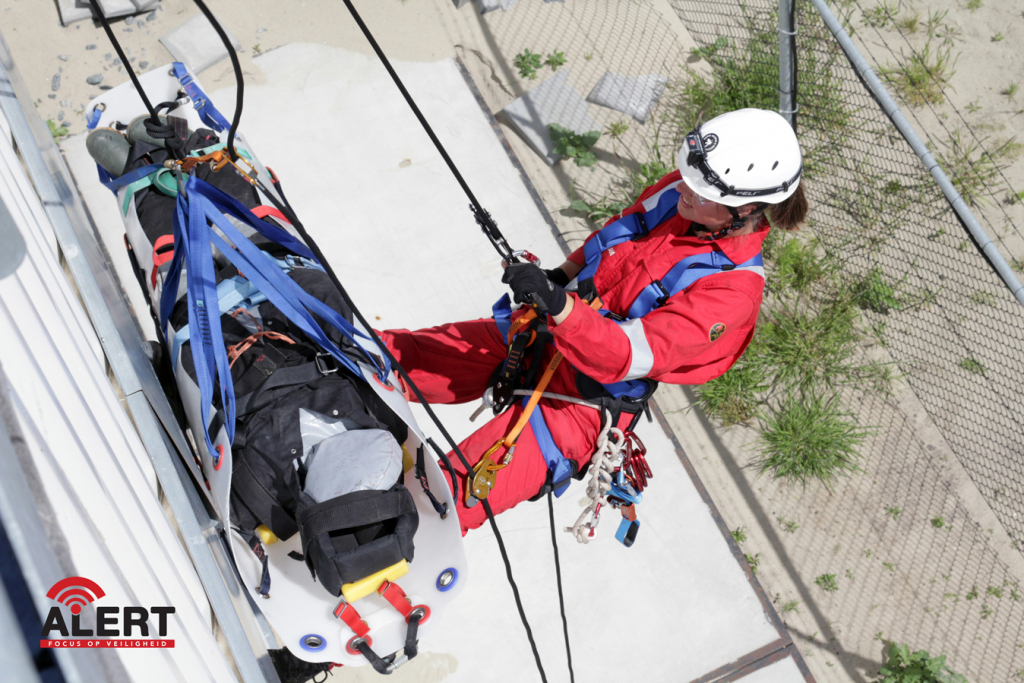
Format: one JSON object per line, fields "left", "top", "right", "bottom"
{"left": 502, "top": 262, "right": 568, "bottom": 316}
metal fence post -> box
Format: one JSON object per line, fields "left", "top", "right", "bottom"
{"left": 778, "top": 0, "right": 797, "bottom": 130}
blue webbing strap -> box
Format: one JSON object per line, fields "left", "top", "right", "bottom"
{"left": 577, "top": 187, "right": 680, "bottom": 284}
{"left": 159, "top": 175, "right": 390, "bottom": 455}
{"left": 183, "top": 174, "right": 236, "bottom": 457}
{"left": 172, "top": 62, "right": 231, "bottom": 133}
{"left": 189, "top": 176, "right": 388, "bottom": 381}
{"left": 100, "top": 162, "right": 165, "bottom": 194}
{"left": 492, "top": 293, "right": 513, "bottom": 342}
{"left": 626, "top": 251, "right": 764, "bottom": 319}
{"left": 525, "top": 399, "right": 574, "bottom": 497}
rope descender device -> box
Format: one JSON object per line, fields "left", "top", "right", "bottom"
{"left": 167, "top": 147, "right": 259, "bottom": 186}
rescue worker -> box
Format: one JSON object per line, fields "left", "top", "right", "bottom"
{"left": 382, "top": 108, "right": 807, "bottom": 534}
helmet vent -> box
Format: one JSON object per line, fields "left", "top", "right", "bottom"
{"left": 772, "top": 161, "right": 779, "bottom": 170}
{"left": 724, "top": 168, "right": 730, "bottom": 174}
{"left": 747, "top": 163, "right": 754, "bottom": 171}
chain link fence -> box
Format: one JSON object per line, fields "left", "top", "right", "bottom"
{"left": 669, "top": 0, "right": 1024, "bottom": 554}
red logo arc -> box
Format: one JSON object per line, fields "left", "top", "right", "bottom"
{"left": 46, "top": 577, "right": 105, "bottom": 615}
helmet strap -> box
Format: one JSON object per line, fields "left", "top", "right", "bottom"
{"left": 699, "top": 203, "right": 768, "bottom": 241}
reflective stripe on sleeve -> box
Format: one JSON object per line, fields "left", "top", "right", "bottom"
{"left": 641, "top": 182, "right": 679, "bottom": 213}
{"left": 616, "top": 318, "right": 655, "bottom": 380}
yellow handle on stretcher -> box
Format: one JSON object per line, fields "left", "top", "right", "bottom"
{"left": 341, "top": 559, "right": 410, "bottom": 603}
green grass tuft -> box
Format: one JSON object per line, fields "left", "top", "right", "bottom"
{"left": 815, "top": 573, "right": 839, "bottom": 592}
{"left": 753, "top": 392, "right": 867, "bottom": 489}
{"left": 878, "top": 41, "right": 957, "bottom": 107}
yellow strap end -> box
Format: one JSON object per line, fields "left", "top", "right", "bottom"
{"left": 255, "top": 525, "right": 278, "bottom": 545}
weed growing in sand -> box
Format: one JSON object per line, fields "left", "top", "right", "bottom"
{"left": 544, "top": 51, "right": 567, "bottom": 71}
{"left": 849, "top": 267, "right": 901, "bottom": 314}
{"left": 969, "top": 290, "right": 997, "bottom": 306}
{"left": 886, "top": 505, "right": 903, "bottom": 521}
{"left": 754, "top": 393, "right": 867, "bottom": 489}
{"left": 47, "top": 119, "right": 68, "bottom": 140}
{"left": 863, "top": 1, "right": 898, "bottom": 29}
{"left": 732, "top": 527, "right": 748, "bottom": 544}
{"left": 606, "top": 120, "right": 629, "bottom": 139}
{"left": 878, "top": 40, "right": 957, "bottom": 107}
{"left": 966, "top": 585, "right": 979, "bottom": 600}
{"left": 549, "top": 124, "right": 600, "bottom": 167}
{"left": 883, "top": 561, "right": 896, "bottom": 572}
{"left": 959, "top": 357, "right": 986, "bottom": 375}
{"left": 815, "top": 574, "right": 839, "bottom": 593}
{"left": 745, "top": 553, "right": 761, "bottom": 574}
{"left": 932, "top": 516, "right": 946, "bottom": 528}
{"left": 569, "top": 195, "right": 627, "bottom": 224}
{"left": 924, "top": 9, "right": 949, "bottom": 39}
{"left": 693, "top": 359, "right": 768, "bottom": 425}
{"left": 1004, "top": 82, "right": 1020, "bottom": 100}
{"left": 781, "top": 600, "right": 801, "bottom": 613}
{"left": 965, "top": 98, "right": 981, "bottom": 113}
{"left": 963, "top": 0, "right": 982, "bottom": 11}
{"left": 765, "top": 235, "right": 830, "bottom": 297}
{"left": 513, "top": 49, "right": 543, "bottom": 79}
{"left": 778, "top": 517, "right": 800, "bottom": 533}
{"left": 879, "top": 643, "right": 969, "bottom": 683}
{"left": 934, "top": 129, "right": 1017, "bottom": 206}
{"left": 987, "top": 585, "right": 1003, "bottom": 598}
{"left": 896, "top": 12, "right": 920, "bottom": 34}
{"left": 992, "top": 32, "right": 1005, "bottom": 42}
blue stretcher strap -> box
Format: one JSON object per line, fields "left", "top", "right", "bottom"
{"left": 159, "top": 175, "right": 390, "bottom": 456}
{"left": 172, "top": 62, "right": 231, "bottom": 133}
{"left": 492, "top": 293, "right": 513, "bottom": 342}
{"left": 577, "top": 187, "right": 680, "bottom": 285}
{"left": 86, "top": 107, "right": 103, "bottom": 130}
{"left": 525, "top": 398, "right": 574, "bottom": 497}
{"left": 101, "top": 162, "right": 164, "bottom": 194}
{"left": 170, "top": 276, "right": 269, "bottom": 369}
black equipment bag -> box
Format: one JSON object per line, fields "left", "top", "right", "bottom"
{"left": 297, "top": 482, "right": 419, "bottom": 597}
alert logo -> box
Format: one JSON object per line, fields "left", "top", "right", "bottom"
{"left": 40, "top": 577, "right": 175, "bottom": 649}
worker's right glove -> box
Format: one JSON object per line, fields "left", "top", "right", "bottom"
{"left": 502, "top": 263, "right": 568, "bottom": 316}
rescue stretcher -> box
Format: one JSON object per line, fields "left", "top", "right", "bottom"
{"left": 82, "top": 63, "right": 467, "bottom": 672}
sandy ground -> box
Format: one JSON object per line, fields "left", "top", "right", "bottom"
{"left": 3, "top": 1, "right": 1023, "bottom": 682}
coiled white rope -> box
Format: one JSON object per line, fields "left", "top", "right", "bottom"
{"left": 566, "top": 411, "right": 626, "bottom": 544}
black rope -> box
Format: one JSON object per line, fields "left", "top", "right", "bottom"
{"left": 338, "top": 0, "right": 517, "bottom": 264}
{"left": 86, "top": 2, "right": 165, "bottom": 137}
{"left": 548, "top": 491, "right": 575, "bottom": 683}
{"left": 186, "top": 6, "right": 549, "bottom": 680}
{"left": 191, "top": 0, "right": 244, "bottom": 162}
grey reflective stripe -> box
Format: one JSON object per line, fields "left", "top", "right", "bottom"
{"left": 735, "top": 265, "right": 765, "bottom": 279}
{"left": 616, "top": 318, "right": 655, "bottom": 380}
{"left": 641, "top": 182, "right": 678, "bottom": 213}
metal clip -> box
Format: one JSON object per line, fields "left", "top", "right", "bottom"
{"left": 314, "top": 352, "right": 338, "bottom": 375}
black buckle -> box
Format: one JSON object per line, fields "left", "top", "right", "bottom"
{"left": 652, "top": 279, "right": 671, "bottom": 307}
{"left": 315, "top": 352, "right": 338, "bottom": 375}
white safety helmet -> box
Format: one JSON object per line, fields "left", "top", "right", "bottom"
{"left": 677, "top": 108, "right": 802, "bottom": 208}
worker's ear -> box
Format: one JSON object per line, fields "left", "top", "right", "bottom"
{"left": 737, "top": 203, "right": 760, "bottom": 217}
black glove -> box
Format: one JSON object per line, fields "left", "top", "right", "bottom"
{"left": 543, "top": 267, "right": 571, "bottom": 288}
{"left": 502, "top": 263, "right": 568, "bottom": 316}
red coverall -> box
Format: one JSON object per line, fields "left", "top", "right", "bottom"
{"left": 382, "top": 171, "right": 769, "bottom": 533}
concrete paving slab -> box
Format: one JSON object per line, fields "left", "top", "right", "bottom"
{"left": 586, "top": 70, "right": 669, "bottom": 123}
{"left": 478, "top": 0, "right": 519, "bottom": 13}
{"left": 501, "top": 69, "right": 598, "bottom": 166}
{"left": 75, "top": 0, "right": 135, "bottom": 18}
{"left": 159, "top": 11, "right": 241, "bottom": 75}
{"left": 57, "top": 0, "right": 93, "bottom": 26}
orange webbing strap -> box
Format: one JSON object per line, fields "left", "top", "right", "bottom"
{"left": 468, "top": 298, "right": 604, "bottom": 502}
